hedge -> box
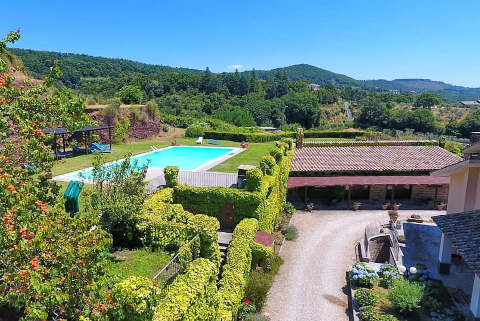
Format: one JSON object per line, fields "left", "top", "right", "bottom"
{"left": 251, "top": 242, "right": 274, "bottom": 269}
{"left": 154, "top": 258, "right": 218, "bottom": 321}
{"left": 178, "top": 235, "right": 201, "bottom": 270}
{"left": 172, "top": 141, "right": 294, "bottom": 232}
{"left": 138, "top": 192, "right": 220, "bottom": 266}
{"left": 303, "top": 130, "right": 368, "bottom": 138}
{"left": 260, "top": 155, "right": 276, "bottom": 176}
{"left": 217, "top": 218, "right": 259, "bottom": 320}
{"left": 302, "top": 140, "right": 438, "bottom": 147}
{"left": 203, "top": 130, "right": 295, "bottom": 142}
{"left": 164, "top": 166, "right": 179, "bottom": 187}
{"left": 110, "top": 276, "right": 160, "bottom": 321}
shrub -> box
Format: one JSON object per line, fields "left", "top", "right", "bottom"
{"left": 114, "top": 116, "right": 131, "bottom": 143}
{"left": 269, "top": 148, "right": 283, "bottom": 163}
{"left": 284, "top": 226, "right": 297, "bottom": 240}
{"left": 154, "top": 258, "right": 218, "bottom": 321}
{"left": 280, "top": 137, "right": 294, "bottom": 150}
{"left": 358, "top": 306, "right": 397, "bottom": 321}
{"left": 164, "top": 166, "right": 179, "bottom": 187}
{"left": 117, "top": 84, "right": 143, "bottom": 104}
{"left": 379, "top": 264, "right": 399, "bottom": 287}
{"left": 244, "top": 314, "right": 270, "bottom": 321}
{"left": 244, "top": 255, "right": 283, "bottom": 311}
{"left": 146, "top": 100, "right": 159, "bottom": 118}
{"left": 389, "top": 279, "right": 424, "bottom": 314}
{"left": 103, "top": 99, "right": 121, "bottom": 121}
{"left": 246, "top": 168, "right": 264, "bottom": 192}
{"left": 237, "top": 301, "right": 257, "bottom": 320}
{"left": 349, "top": 263, "right": 379, "bottom": 288}
{"left": 260, "top": 155, "right": 276, "bottom": 175}
{"left": 84, "top": 153, "right": 148, "bottom": 248}
{"left": 185, "top": 124, "right": 206, "bottom": 138}
{"left": 282, "top": 202, "right": 295, "bottom": 215}
{"left": 109, "top": 276, "right": 160, "bottom": 321}
{"left": 144, "top": 188, "right": 174, "bottom": 204}
{"left": 354, "top": 288, "right": 379, "bottom": 307}
{"left": 217, "top": 219, "right": 259, "bottom": 318}
{"left": 251, "top": 242, "right": 274, "bottom": 269}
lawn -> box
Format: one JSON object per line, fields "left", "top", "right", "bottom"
{"left": 105, "top": 249, "right": 172, "bottom": 279}
{"left": 209, "top": 141, "right": 275, "bottom": 173}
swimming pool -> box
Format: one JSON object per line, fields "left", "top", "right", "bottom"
{"left": 55, "top": 146, "right": 242, "bottom": 182}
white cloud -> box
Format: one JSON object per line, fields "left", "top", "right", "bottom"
{"left": 227, "top": 64, "right": 244, "bottom": 70}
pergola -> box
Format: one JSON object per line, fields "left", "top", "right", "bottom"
{"left": 42, "top": 125, "right": 114, "bottom": 159}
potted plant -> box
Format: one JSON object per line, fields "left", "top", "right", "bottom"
{"left": 388, "top": 210, "right": 399, "bottom": 222}
{"left": 352, "top": 201, "right": 361, "bottom": 211}
{"left": 436, "top": 202, "right": 446, "bottom": 211}
{"left": 381, "top": 202, "right": 390, "bottom": 210}
{"left": 305, "top": 202, "right": 314, "bottom": 212}
{"left": 392, "top": 202, "right": 401, "bottom": 210}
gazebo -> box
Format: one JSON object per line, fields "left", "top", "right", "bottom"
{"left": 42, "top": 125, "right": 114, "bottom": 159}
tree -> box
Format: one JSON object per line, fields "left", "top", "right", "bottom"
{"left": 212, "top": 105, "right": 256, "bottom": 127}
{"left": 357, "top": 96, "right": 391, "bottom": 128}
{"left": 414, "top": 92, "right": 442, "bottom": 108}
{"left": 273, "top": 70, "right": 289, "bottom": 98}
{"left": 249, "top": 69, "right": 258, "bottom": 93}
{"left": 458, "top": 109, "right": 480, "bottom": 137}
{"left": 116, "top": 84, "right": 143, "bottom": 104}
{"left": 0, "top": 30, "right": 112, "bottom": 320}
{"left": 283, "top": 91, "right": 320, "bottom": 128}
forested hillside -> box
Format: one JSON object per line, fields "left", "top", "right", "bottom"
{"left": 7, "top": 47, "right": 480, "bottom": 139}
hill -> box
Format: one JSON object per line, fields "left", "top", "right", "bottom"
{"left": 9, "top": 48, "right": 480, "bottom": 101}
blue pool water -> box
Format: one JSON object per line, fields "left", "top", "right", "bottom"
{"left": 72, "top": 146, "right": 235, "bottom": 179}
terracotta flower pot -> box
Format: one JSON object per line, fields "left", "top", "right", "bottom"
{"left": 381, "top": 204, "right": 388, "bottom": 210}
{"left": 353, "top": 205, "right": 360, "bottom": 211}
{"left": 436, "top": 204, "right": 445, "bottom": 211}
{"left": 393, "top": 204, "right": 400, "bottom": 210}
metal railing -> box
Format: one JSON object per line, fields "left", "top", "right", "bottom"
{"left": 153, "top": 235, "right": 199, "bottom": 290}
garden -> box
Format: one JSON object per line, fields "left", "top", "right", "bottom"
{"left": 349, "top": 263, "right": 464, "bottom": 321}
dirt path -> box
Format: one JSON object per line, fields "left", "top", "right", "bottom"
{"left": 263, "top": 210, "right": 438, "bottom": 321}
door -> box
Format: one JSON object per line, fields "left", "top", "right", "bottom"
{"left": 220, "top": 203, "right": 235, "bottom": 229}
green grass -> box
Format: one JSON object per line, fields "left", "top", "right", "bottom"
{"left": 209, "top": 142, "right": 275, "bottom": 173}
{"left": 105, "top": 249, "right": 172, "bottom": 279}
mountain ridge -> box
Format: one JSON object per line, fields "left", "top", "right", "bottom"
{"left": 9, "top": 48, "right": 480, "bottom": 101}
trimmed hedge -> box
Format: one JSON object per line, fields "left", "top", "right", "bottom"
{"left": 110, "top": 276, "right": 160, "bottom": 321}
{"left": 260, "top": 155, "right": 276, "bottom": 176}
{"left": 154, "top": 258, "right": 218, "bottom": 321}
{"left": 173, "top": 141, "right": 294, "bottom": 233}
{"left": 217, "top": 218, "right": 259, "bottom": 320}
{"left": 164, "top": 166, "right": 179, "bottom": 187}
{"left": 302, "top": 140, "right": 438, "bottom": 147}
{"left": 138, "top": 192, "right": 220, "bottom": 266}
{"left": 251, "top": 242, "right": 274, "bottom": 269}
{"left": 203, "top": 130, "right": 295, "bottom": 142}
{"left": 178, "top": 235, "right": 201, "bottom": 270}
{"left": 144, "top": 188, "right": 174, "bottom": 204}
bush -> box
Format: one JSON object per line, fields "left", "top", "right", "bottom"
{"left": 146, "top": 100, "right": 159, "bottom": 118}
{"left": 103, "top": 99, "right": 121, "bottom": 121}
{"left": 110, "top": 276, "right": 160, "bottom": 321}
{"left": 349, "top": 263, "right": 379, "bottom": 288}
{"left": 203, "top": 130, "right": 295, "bottom": 142}
{"left": 378, "top": 264, "right": 399, "bottom": 287}
{"left": 117, "top": 85, "right": 143, "bottom": 104}
{"left": 354, "top": 288, "right": 379, "bottom": 307}
{"left": 358, "top": 306, "right": 397, "bottom": 321}
{"left": 280, "top": 137, "right": 294, "bottom": 150}
{"left": 284, "top": 226, "right": 297, "bottom": 240}
{"left": 185, "top": 124, "right": 206, "bottom": 138}
{"left": 246, "top": 168, "right": 263, "bottom": 192}
{"left": 282, "top": 202, "right": 295, "bottom": 215}
{"left": 114, "top": 116, "right": 131, "bottom": 143}
{"left": 244, "top": 255, "right": 283, "bottom": 311}
{"left": 217, "top": 219, "right": 259, "bottom": 318}
{"left": 269, "top": 148, "right": 283, "bottom": 163}
{"left": 84, "top": 153, "right": 148, "bottom": 248}
{"left": 164, "top": 166, "right": 179, "bottom": 187}
{"left": 260, "top": 155, "right": 276, "bottom": 175}
{"left": 389, "top": 279, "right": 424, "bottom": 314}
{"left": 244, "top": 313, "right": 270, "bottom": 321}
{"left": 154, "top": 258, "right": 218, "bottom": 321}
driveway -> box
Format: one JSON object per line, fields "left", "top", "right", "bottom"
{"left": 263, "top": 210, "right": 440, "bottom": 321}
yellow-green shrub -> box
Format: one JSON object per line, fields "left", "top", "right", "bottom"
{"left": 260, "top": 155, "right": 276, "bottom": 175}
{"left": 246, "top": 168, "right": 263, "bottom": 192}
{"left": 154, "top": 258, "right": 218, "bottom": 321}
{"left": 217, "top": 219, "right": 259, "bottom": 319}
{"left": 110, "top": 276, "right": 160, "bottom": 321}
{"left": 144, "top": 188, "right": 174, "bottom": 204}
{"left": 178, "top": 235, "right": 201, "bottom": 269}
{"left": 164, "top": 166, "right": 179, "bottom": 187}
{"left": 251, "top": 242, "right": 274, "bottom": 269}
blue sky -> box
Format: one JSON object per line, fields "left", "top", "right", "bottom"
{"left": 3, "top": 0, "right": 480, "bottom": 87}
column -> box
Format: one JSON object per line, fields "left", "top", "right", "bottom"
{"left": 438, "top": 233, "right": 452, "bottom": 274}
{"left": 471, "top": 273, "right": 480, "bottom": 318}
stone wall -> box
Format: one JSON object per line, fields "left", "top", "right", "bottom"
{"left": 368, "top": 235, "right": 390, "bottom": 263}
{"left": 411, "top": 184, "right": 449, "bottom": 203}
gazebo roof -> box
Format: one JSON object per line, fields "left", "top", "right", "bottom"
{"left": 42, "top": 125, "right": 113, "bottom": 135}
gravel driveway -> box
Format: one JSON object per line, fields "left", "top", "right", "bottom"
{"left": 263, "top": 210, "right": 439, "bottom": 321}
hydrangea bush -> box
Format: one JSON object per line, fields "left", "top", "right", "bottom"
{"left": 350, "top": 263, "right": 379, "bottom": 288}
{"left": 379, "top": 264, "right": 400, "bottom": 287}
{"left": 354, "top": 288, "right": 379, "bottom": 307}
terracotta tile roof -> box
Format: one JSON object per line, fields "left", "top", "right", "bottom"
{"left": 291, "top": 146, "right": 462, "bottom": 174}
{"left": 433, "top": 210, "right": 480, "bottom": 274}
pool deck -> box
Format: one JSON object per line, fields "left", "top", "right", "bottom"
{"left": 53, "top": 145, "right": 244, "bottom": 185}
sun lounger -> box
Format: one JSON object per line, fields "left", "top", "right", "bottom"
{"left": 196, "top": 136, "right": 203, "bottom": 144}
{"left": 55, "top": 150, "right": 73, "bottom": 158}
{"left": 90, "top": 142, "right": 112, "bottom": 153}
{"left": 208, "top": 139, "right": 220, "bottom": 145}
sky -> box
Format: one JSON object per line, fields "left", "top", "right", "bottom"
{"left": 3, "top": 0, "right": 480, "bottom": 87}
